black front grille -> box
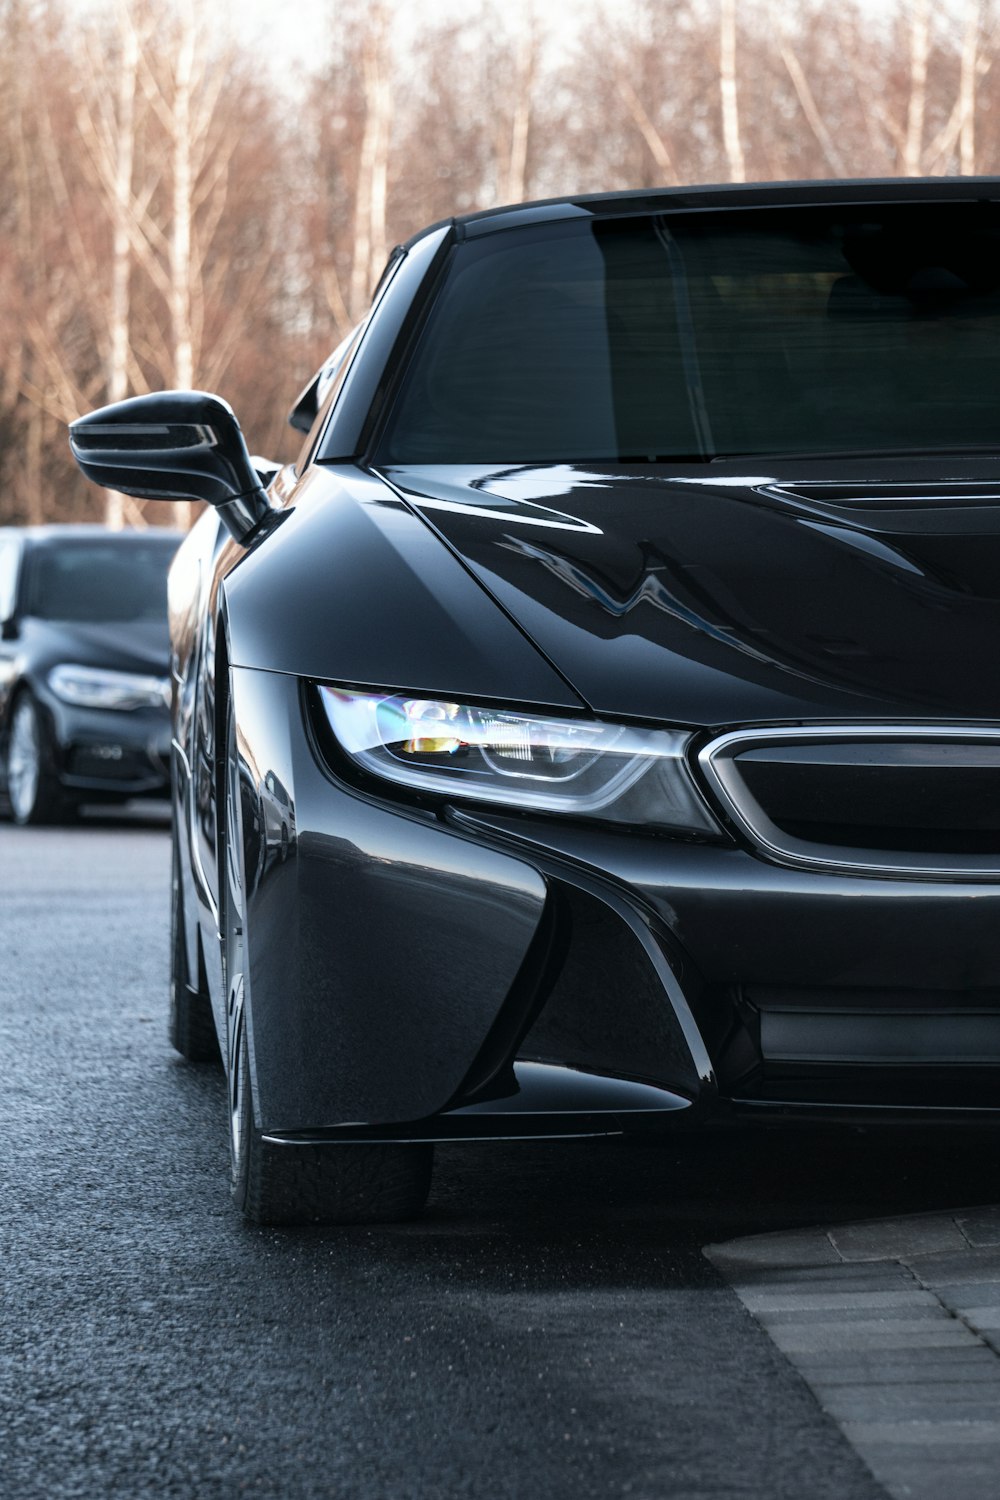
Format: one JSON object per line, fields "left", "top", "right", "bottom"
{"left": 738, "top": 744, "right": 1000, "bottom": 855}
{"left": 67, "top": 743, "right": 167, "bottom": 788}
{"left": 70, "top": 746, "right": 142, "bottom": 779}
{"left": 700, "top": 728, "right": 1000, "bottom": 877}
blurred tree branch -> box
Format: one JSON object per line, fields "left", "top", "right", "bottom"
{"left": 0, "top": 0, "right": 998, "bottom": 528}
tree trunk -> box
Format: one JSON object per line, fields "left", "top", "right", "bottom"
{"left": 617, "top": 75, "right": 680, "bottom": 185}
{"left": 171, "top": 2, "right": 195, "bottom": 390}
{"left": 960, "top": 0, "right": 979, "bottom": 175}
{"left": 504, "top": 28, "right": 535, "bottom": 203}
{"left": 25, "top": 402, "right": 42, "bottom": 527}
{"left": 350, "top": 4, "right": 392, "bottom": 318}
{"left": 170, "top": 0, "right": 196, "bottom": 529}
{"left": 105, "top": 1, "right": 139, "bottom": 530}
{"left": 720, "top": 0, "right": 746, "bottom": 182}
{"left": 369, "top": 62, "right": 391, "bottom": 290}
{"left": 903, "top": 0, "right": 930, "bottom": 175}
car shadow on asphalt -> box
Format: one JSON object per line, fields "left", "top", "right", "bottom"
{"left": 168, "top": 1050, "right": 1000, "bottom": 1293}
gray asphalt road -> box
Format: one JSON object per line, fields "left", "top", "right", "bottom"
{"left": 3, "top": 814, "right": 999, "bottom": 1499}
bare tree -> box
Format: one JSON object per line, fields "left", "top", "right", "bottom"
{"left": 616, "top": 73, "right": 681, "bottom": 186}
{"left": 349, "top": 0, "right": 393, "bottom": 321}
{"left": 770, "top": 4, "right": 848, "bottom": 177}
{"left": 73, "top": 0, "right": 144, "bottom": 525}
{"left": 298, "top": 0, "right": 398, "bottom": 339}
{"left": 559, "top": 0, "right": 713, "bottom": 191}
{"left": 960, "top": 0, "right": 981, "bottom": 173}
{"left": 6, "top": 0, "right": 1000, "bottom": 530}
{"left": 490, "top": 3, "right": 541, "bottom": 203}
{"left": 4, "top": 0, "right": 47, "bottom": 524}
{"left": 902, "top": 0, "right": 932, "bottom": 173}
{"left": 719, "top": 0, "right": 747, "bottom": 181}
{"left": 2, "top": 0, "right": 117, "bottom": 524}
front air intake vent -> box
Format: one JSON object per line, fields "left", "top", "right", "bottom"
{"left": 765, "top": 481, "right": 1000, "bottom": 512}
{"left": 761, "top": 486, "right": 1000, "bottom": 534}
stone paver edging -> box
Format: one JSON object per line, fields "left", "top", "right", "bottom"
{"left": 705, "top": 1207, "right": 1000, "bottom": 1500}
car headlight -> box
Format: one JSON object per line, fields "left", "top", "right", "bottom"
{"left": 48, "top": 663, "right": 169, "bottom": 711}
{"left": 317, "top": 686, "right": 719, "bottom": 832}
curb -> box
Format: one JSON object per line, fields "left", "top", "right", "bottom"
{"left": 705, "top": 1208, "right": 1000, "bottom": 1500}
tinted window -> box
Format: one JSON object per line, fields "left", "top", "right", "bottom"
{"left": 380, "top": 205, "right": 1000, "bottom": 463}
{"left": 23, "top": 539, "right": 178, "bottom": 623}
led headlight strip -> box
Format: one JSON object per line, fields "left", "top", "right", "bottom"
{"left": 318, "top": 686, "right": 719, "bottom": 832}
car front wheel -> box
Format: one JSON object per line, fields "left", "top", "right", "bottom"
{"left": 221, "top": 690, "right": 433, "bottom": 1225}
{"left": 6, "top": 692, "right": 65, "bottom": 826}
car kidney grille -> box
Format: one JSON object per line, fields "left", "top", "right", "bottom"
{"left": 699, "top": 727, "right": 1000, "bottom": 879}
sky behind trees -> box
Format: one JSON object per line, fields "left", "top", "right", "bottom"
{"left": 1, "top": 0, "right": 995, "bottom": 526}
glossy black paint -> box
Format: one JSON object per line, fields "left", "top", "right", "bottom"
{"left": 227, "top": 666, "right": 555, "bottom": 1130}
{"left": 265, "top": 1062, "right": 693, "bottom": 1144}
{"left": 452, "top": 174, "right": 1000, "bottom": 239}
{"left": 73, "top": 180, "right": 1000, "bottom": 1165}
{"left": 448, "top": 805, "right": 1000, "bottom": 1109}
{"left": 0, "top": 527, "right": 178, "bottom": 805}
{"left": 380, "top": 460, "right": 1000, "bottom": 724}
{"left": 221, "top": 465, "right": 581, "bottom": 705}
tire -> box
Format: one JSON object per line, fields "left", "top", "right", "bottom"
{"left": 5, "top": 691, "right": 67, "bottom": 826}
{"left": 230, "top": 1025, "right": 433, "bottom": 1226}
{"left": 220, "top": 690, "right": 433, "bottom": 1225}
{"left": 169, "top": 816, "right": 220, "bottom": 1063}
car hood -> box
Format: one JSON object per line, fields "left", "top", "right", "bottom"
{"left": 381, "top": 461, "right": 1000, "bottom": 726}
{"left": 21, "top": 616, "right": 171, "bottom": 676}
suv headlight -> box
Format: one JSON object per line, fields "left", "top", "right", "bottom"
{"left": 48, "top": 664, "right": 169, "bottom": 711}
{"left": 317, "top": 686, "right": 719, "bottom": 832}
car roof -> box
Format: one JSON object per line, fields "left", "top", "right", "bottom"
{"left": 404, "top": 176, "right": 1000, "bottom": 247}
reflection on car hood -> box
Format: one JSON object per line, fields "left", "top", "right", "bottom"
{"left": 381, "top": 462, "right": 1000, "bottom": 726}
{"left": 24, "top": 616, "right": 170, "bottom": 676}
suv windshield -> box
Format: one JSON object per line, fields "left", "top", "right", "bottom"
{"left": 380, "top": 204, "right": 1000, "bottom": 464}
{"left": 23, "top": 539, "right": 178, "bottom": 623}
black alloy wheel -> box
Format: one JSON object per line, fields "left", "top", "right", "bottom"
{"left": 220, "top": 689, "right": 433, "bottom": 1225}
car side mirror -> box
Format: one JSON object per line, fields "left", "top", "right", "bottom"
{"left": 68, "top": 390, "right": 273, "bottom": 544}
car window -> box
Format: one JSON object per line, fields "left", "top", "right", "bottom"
{"left": 22, "top": 539, "right": 179, "bottom": 624}
{"left": 379, "top": 205, "right": 1000, "bottom": 464}
{"left": 0, "top": 537, "right": 19, "bottom": 620}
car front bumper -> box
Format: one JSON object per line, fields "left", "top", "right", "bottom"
{"left": 43, "top": 691, "right": 172, "bottom": 799}
{"left": 230, "top": 667, "right": 1000, "bottom": 1139}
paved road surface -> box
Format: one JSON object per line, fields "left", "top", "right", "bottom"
{"left": 2, "top": 812, "right": 999, "bottom": 1498}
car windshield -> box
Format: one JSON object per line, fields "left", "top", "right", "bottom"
{"left": 23, "top": 539, "right": 178, "bottom": 623}
{"left": 379, "top": 203, "right": 1000, "bottom": 464}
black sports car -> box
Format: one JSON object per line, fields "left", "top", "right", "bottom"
{"left": 70, "top": 179, "right": 1000, "bottom": 1224}
{"left": 0, "top": 525, "right": 181, "bottom": 823}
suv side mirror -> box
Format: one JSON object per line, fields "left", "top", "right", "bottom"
{"left": 68, "top": 390, "right": 273, "bottom": 543}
